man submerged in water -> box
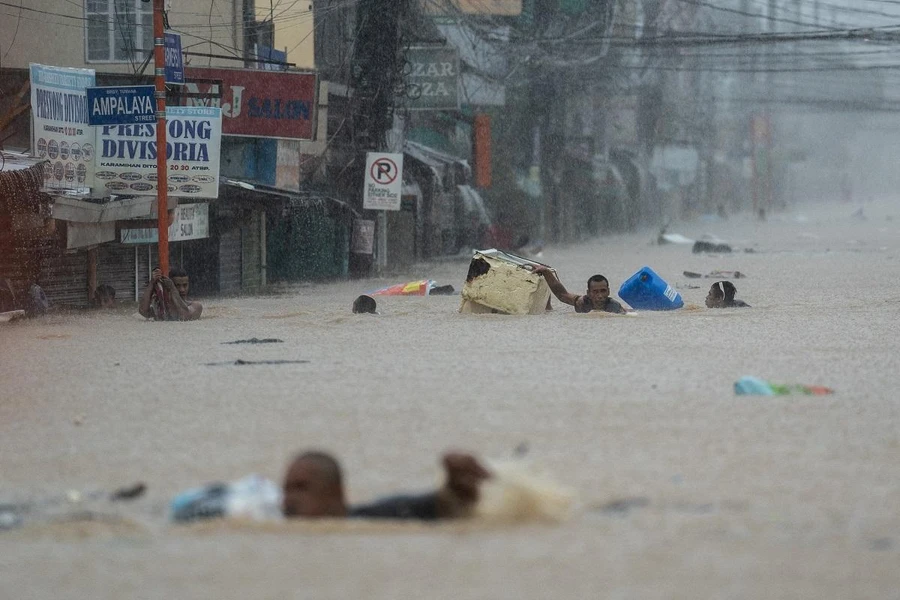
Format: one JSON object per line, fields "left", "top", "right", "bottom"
{"left": 282, "top": 451, "right": 492, "bottom": 520}
{"left": 139, "top": 267, "right": 203, "bottom": 321}
{"left": 705, "top": 281, "right": 750, "bottom": 308}
{"left": 531, "top": 266, "right": 628, "bottom": 314}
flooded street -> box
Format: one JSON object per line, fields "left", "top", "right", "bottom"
{"left": 2, "top": 201, "right": 900, "bottom": 599}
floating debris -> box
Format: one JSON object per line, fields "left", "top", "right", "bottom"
{"left": 204, "top": 359, "right": 310, "bottom": 367}
{"left": 222, "top": 338, "right": 283, "bottom": 345}
{"left": 110, "top": 483, "right": 147, "bottom": 502}
{"left": 594, "top": 496, "right": 650, "bottom": 515}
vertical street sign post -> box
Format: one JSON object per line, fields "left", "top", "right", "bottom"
{"left": 362, "top": 152, "right": 404, "bottom": 210}
{"left": 362, "top": 152, "right": 403, "bottom": 271}
{"left": 164, "top": 33, "right": 184, "bottom": 85}
{"left": 153, "top": 0, "right": 170, "bottom": 275}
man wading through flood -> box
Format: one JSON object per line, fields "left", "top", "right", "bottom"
{"left": 139, "top": 267, "right": 203, "bottom": 321}
{"left": 170, "top": 451, "right": 493, "bottom": 522}
{"left": 282, "top": 451, "right": 491, "bottom": 520}
{"left": 531, "top": 266, "right": 628, "bottom": 314}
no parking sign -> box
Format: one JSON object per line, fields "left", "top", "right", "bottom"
{"left": 363, "top": 152, "right": 403, "bottom": 210}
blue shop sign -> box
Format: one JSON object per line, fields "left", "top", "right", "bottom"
{"left": 86, "top": 85, "right": 156, "bottom": 126}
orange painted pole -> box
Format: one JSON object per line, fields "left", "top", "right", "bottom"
{"left": 473, "top": 114, "right": 492, "bottom": 189}
{"left": 153, "top": 0, "right": 169, "bottom": 275}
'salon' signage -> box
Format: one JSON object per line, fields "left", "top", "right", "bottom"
{"left": 182, "top": 68, "right": 316, "bottom": 140}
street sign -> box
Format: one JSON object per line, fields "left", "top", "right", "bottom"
{"left": 363, "top": 152, "right": 403, "bottom": 210}
{"left": 86, "top": 85, "right": 156, "bottom": 126}
{"left": 165, "top": 32, "right": 184, "bottom": 85}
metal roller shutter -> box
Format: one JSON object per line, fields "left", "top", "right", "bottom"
{"left": 40, "top": 249, "right": 87, "bottom": 307}
{"left": 218, "top": 227, "right": 242, "bottom": 293}
{"left": 98, "top": 244, "right": 138, "bottom": 303}
{"left": 241, "top": 210, "right": 261, "bottom": 290}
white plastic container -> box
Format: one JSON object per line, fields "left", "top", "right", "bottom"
{"left": 460, "top": 249, "right": 550, "bottom": 315}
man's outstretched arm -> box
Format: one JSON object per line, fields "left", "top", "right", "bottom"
{"left": 531, "top": 265, "right": 580, "bottom": 306}
{"left": 348, "top": 452, "right": 492, "bottom": 520}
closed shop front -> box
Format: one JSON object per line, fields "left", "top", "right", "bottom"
{"left": 98, "top": 244, "right": 139, "bottom": 303}
{"left": 218, "top": 227, "right": 242, "bottom": 294}
{"left": 40, "top": 249, "right": 88, "bottom": 307}
{"left": 241, "top": 209, "right": 262, "bottom": 290}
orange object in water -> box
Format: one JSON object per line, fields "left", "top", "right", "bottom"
{"left": 370, "top": 280, "right": 435, "bottom": 296}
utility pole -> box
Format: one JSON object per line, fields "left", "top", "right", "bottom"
{"left": 765, "top": 0, "right": 776, "bottom": 213}
{"left": 740, "top": 0, "right": 759, "bottom": 215}
{"left": 152, "top": 0, "right": 170, "bottom": 274}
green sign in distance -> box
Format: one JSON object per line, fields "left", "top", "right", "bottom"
{"left": 405, "top": 46, "right": 460, "bottom": 111}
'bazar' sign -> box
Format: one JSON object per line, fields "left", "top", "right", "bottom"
{"left": 405, "top": 47, "right": 459, "bottom": 111}
{"left": 182, "top": 67, "right": 316, "bottom": 140}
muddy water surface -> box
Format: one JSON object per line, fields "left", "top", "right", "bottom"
{"left": 2, "top": 203, "right": 900, "bottom": 599}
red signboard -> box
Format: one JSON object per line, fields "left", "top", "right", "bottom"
{"left": 182, "top": 67, "right": 316, "bottom": 140}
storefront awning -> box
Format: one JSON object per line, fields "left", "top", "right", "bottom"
{"left": 221, "top": 179, "right": 359, "bottom": 216}
{"left": 51, "top": 195, "right": 172, "bottom": 223}
{"left": 403, "top": 141, "right": 471, "bottom": 179}
{"left": 457, "top": 184, "right": 491, "bottom": 226}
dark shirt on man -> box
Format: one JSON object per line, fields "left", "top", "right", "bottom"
{"left": 575, "top": 296, "right": 627, "bottom": 314}
{"left": 349, "top": 493, "right": 439, "bottom": 520}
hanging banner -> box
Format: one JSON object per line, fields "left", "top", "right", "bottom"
{"left": 121, "top": 203, "right": 209, "bottom": 244}
{"left": 29, "top": 63, "right": 96, "bottom": 192}
{"left": 91, "top": 106, "right": 222, "bottom": 198}
{"left": 182, "top": 68, "right": 316, "bottom": 140}
{"left": 363, "top": 152, "right": 403, "bottom": 210}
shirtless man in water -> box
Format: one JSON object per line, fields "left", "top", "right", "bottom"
{"left": 531, "top": 266, "right": 628, "bottom": 314}
{"left": 139, "top": 267, "right": 203, "bottom": 321}
{"left": 282, "top": 451, "right": 491, "bottom": 520}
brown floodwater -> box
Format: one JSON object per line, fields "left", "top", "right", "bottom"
{"left": 2, "top": 202, "right": 899, "bottom": 599}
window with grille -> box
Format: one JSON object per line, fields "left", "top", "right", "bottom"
{"left": 86, "top": 0, "right": 153, "bottom": 63}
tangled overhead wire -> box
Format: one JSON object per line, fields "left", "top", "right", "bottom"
{"left": 349, "top": 0, "right": 412, "bottom": 152}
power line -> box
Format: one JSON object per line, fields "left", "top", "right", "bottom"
{"left": 672, "top": 0, "right": 836, "bottom": 30}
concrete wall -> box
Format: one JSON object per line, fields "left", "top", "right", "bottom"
{"left": 256, "top": 1, "right": 315, "bottom": 70}
{"left": 1, "top": 0, "right": 243, "bottom": 71}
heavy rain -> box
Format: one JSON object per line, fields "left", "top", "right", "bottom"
{"left": 2, "top": 0, "right": 900, "bottom": 598}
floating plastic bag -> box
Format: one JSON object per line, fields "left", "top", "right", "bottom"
{"left": 734, "top": 376, "right": 834, "bottom": 396}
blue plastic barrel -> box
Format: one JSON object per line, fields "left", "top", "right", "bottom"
{"left": 618, "top": 266, "right": 684, "bottom": 311}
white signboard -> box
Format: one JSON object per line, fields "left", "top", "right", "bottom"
{"left": 29, "top": 64, "right": 96, "bottom": 192}
{"left": 120, "top": 202, "right": 209, "bottom": 244}
{"left": 363, "top": 152, "right": 403, "bottom": 211}
{"left": 92, "top": 106, "right": 222, "bottom": 198}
